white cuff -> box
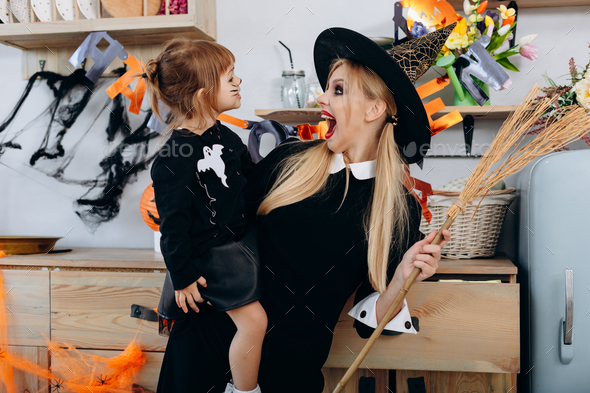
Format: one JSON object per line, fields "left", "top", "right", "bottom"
{"left": 348, "top": 292, "right": 417, "bottom": 334}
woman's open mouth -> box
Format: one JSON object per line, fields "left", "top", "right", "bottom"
{"left": 321, "top": 110, "right": 336, "bottom": 139}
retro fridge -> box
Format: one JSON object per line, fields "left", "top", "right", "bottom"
{"left": 517, "top": 150, "right": 590, "bottom": 392}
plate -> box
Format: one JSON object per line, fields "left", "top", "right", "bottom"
{"left": 9, "top": 0, "right": 31, "bottom": 22}
{"left": 76, "top": 0, "right": 98, "bottom": 19}
{"left": 0, "top": 0, "right": 12, "bottom": 23}
{"left": 55, "top": 0, "right": 76, "bottom": 20}
{"left": 101, "top": 0, "right": 161, "bottom": 17}
{"left": 0, "top": 236, "right": 62, "bottom": 255}
{"left": 32, "top": 0, "right": 52, "bottom": 21}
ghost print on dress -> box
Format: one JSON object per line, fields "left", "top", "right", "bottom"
{"left": 198, "top": 144, "right": 229, "bottom": 188}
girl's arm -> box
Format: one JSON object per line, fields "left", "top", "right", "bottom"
{"left": 151, "top": 144, "right": 203, "bottom": 291}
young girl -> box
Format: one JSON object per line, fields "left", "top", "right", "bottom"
{"left": 144, "top": 37, "right": 266, "bottom": 393}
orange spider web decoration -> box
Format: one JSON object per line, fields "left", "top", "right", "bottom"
{"left": 0, "top": 272, "right": 150, "bottom": 393}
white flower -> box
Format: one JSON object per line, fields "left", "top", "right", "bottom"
{"left": 574, "top": 77, "right": 590, "bottom": 110}
{"left": 517, "top": 34, "right": 538, "bottom": 47}
{"left": 463, "top": 0, "right": 473, "bottom": 15}
{"left": 497, "top": 24, "right": 511, "bottom": 36}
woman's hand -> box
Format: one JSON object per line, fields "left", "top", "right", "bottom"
{"left": 175, "top": 276, "right": 208, "bottom": 313}
{"left": 394, "top": 229, "right": 451, "bottom": 285}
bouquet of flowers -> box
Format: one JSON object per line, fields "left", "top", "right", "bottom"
{"left": 526, "top": 47, "right": 590, "bottom": 147}
{"left": 427, "top": 1, "right": 538, "bottom": 71}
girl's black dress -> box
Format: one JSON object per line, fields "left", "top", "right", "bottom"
{"left": 151, "top": 121, "right": 259, "bottom": 311}
{"left": 155, "top": 137, "right": 424, "bottom": 393}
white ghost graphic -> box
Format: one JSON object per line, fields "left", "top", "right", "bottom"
{"left": 197, "top": 144, "right": 228, "bottom": 188}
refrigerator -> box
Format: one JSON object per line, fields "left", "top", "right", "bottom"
{"left": 517, "top": 150, "right": 590, "bottom": 392}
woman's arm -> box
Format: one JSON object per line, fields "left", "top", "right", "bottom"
{"left": 350, "top": 192, "right": 451, "bottom": 338}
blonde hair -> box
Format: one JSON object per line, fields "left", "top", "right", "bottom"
{"left": 258, "top": 59, "right": 410, "bottom": 293}
{"left": 142, "top": 37, "right": 235, "bottom": 133}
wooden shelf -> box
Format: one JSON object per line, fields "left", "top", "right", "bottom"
{"left": 255, "top": 105, "right": 518, "bottom": 123}
{"left": 0, "top": 0, "right": 215, "bottom": 50}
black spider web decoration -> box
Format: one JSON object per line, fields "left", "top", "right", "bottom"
{"left": 0, "top": 67, "right": 160, "bottom": 233}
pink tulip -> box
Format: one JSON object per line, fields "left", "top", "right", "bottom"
{"left": 520, "top": 43, "right": 538, "bottom": 61}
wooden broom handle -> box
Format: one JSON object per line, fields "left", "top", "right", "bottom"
{"left": 333, "top": 216, "right": 454, "bottom": 393}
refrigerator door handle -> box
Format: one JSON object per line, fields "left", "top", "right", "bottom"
{"left": 564, "top": 269, "right": 573, "bottom": 345}
{"left": 559, "top": 269, "right": 574, "bottom": 365}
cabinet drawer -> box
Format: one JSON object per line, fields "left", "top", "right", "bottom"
{"left": 0, "top": 269, "right": 50, "bottom": 346}
{"left": 51, "top": 271, "right": 168, "bottom": 351}
{"left": 0, "top": 345, "right": 49, "bottom": 393}
{"left": 50, "top": 348, "right": 163, "bottom": 392}
{"left": 325, "top": 281, "right": 519, "bottom": 374}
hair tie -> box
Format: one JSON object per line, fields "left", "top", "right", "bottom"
{"left": 141, "top": 72, "right": 148, "bottom": 79}
{"left": 386, "top": 115, "right": 398, "bottom": 126}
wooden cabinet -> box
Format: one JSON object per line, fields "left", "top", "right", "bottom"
{"left": 322, "top": 254, "right": 519, "bottom": 393}
{"left": 0, "top": 249, "right": 519, "bottom": 393}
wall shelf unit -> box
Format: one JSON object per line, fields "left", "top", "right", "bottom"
{"left": 254, "top": 105, "right": 518, "bottom": 123}
{"left": 0, "top": 0, "right": 215, "bottom": 50}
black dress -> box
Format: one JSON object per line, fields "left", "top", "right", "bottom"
{"left": 155, "top": 138, "right": 424, "bottom": 393}
{"left": 151, "top": 121, "right": 259, "bottom": 311}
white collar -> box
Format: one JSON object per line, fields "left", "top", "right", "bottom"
{"left": 329, "top": 153, "right": 376, "bottom": 180}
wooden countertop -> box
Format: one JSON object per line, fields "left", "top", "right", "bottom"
{"left": 0, "top": 248, "right": 517, "bottom": 274}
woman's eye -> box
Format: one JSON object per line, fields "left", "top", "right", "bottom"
{"left": 334, "top": 85, "right": 343, "bottom": 95}
{"left": 229, "top": 77, "right": 233, "bottom": 82}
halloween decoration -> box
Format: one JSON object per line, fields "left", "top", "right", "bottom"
{"left": 333, "top": 82, "right": 590, "bottom": 392}
{"left": 69, "top": 31, "right": 129, "bottom": 84}
{"left": 140, "top": 183, "right": 160, "bottom": 231}
{"left": 0, "top": 67, "right": 160, "bottom": 233}
{"left": 0, "top": 272, "right": 153, "bottom": 392}
{"left": 314, "top": 23, "right": 462, "bottom": 166}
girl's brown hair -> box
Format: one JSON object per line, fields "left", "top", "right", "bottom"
{"left": 142, "top": 37, "right": 235, "bottom": 133}
{"left": 257, "top": 58, "right": 410, "bottom": 293}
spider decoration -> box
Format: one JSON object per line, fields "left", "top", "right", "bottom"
{"left": 96, "top": 373, "right": 111, "bottom": 385}
{"left": 50, "top": 379, "right": 65, "bottom": 392}
{"left": 0, "top": 67, "right": 160, "bottom": 232}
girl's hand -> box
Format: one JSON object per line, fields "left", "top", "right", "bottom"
{"left": 394, "top": 229, "right": 451, "bottom": 285}
{"left": 175, "top": 276, "right": 208, "bottom": 313}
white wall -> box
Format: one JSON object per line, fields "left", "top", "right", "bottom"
{"left": 1, "top": 1, "right": 589, "bottom": 257}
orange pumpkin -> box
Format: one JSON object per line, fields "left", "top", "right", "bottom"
{"left": 140, "top": 183, "right": 161, "bottom": 231}
{"left": 402, "top": 0, "right": 458, "bottom": 30}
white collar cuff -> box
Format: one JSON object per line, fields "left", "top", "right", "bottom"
{"left": 329, "top": 153, "right": 376, "bottom": 180}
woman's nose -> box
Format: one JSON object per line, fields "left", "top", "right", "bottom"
{"left": 317, "top": 92, "right": 327, "bottom": 107}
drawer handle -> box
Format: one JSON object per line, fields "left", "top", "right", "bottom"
{"left": 130, "top": 304, "right": 159, "bottom": 322}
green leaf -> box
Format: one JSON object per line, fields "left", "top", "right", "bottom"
{"left": 493, "top": 48, "right": 519, "bottom": 61}
{"left": 497, "top": 57, "right": 520, "bottom": 72}
{"left": 487, "top": 21, "right": 518, "bottom": 54}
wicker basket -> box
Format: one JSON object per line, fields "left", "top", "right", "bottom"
{"left": 419, "top": 188, "right": 517, "bottom": 259}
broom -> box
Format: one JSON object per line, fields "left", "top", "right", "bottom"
{"left": 333, "top": 82, "right": 590, "bottom": 393}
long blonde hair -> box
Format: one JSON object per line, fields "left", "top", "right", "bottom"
{"left": 257, "top": 59, "right": 410, "bottom": 293}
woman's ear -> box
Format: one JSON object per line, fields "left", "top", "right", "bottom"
{"left": 365, "top": 99, "right": 387, "bottom": 123}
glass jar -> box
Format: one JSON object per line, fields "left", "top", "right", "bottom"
{"left": 281, "top": 69, "right": 306, "bottom": 109}
{"left": 305, "top": 82, "right": 323, "bottom": 108}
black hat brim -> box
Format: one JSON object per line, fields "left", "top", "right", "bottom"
{"left": 313, "top": 27, "right": 430, "bottom": 164}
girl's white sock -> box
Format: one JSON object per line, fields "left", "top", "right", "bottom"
{"left": 233, "top": 383, "right": 261, "bottom": 393}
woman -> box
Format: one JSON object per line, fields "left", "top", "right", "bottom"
{"left": 156, "top": 25, "right": 454, "bottom": 393}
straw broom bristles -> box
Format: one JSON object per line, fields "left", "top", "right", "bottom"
{"left": 446, "top": 82, "right": 590, "bottom": 220}
{"left": 333, "top": 82, "right": 590, "bottom": 393}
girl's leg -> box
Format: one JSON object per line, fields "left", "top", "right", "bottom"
{"left": 225, "top": 300, "right": 268, "bottom": 391}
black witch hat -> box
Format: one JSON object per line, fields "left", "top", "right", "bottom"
{"left": 313, "top": 23, "right": 456, "bottom": 164}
